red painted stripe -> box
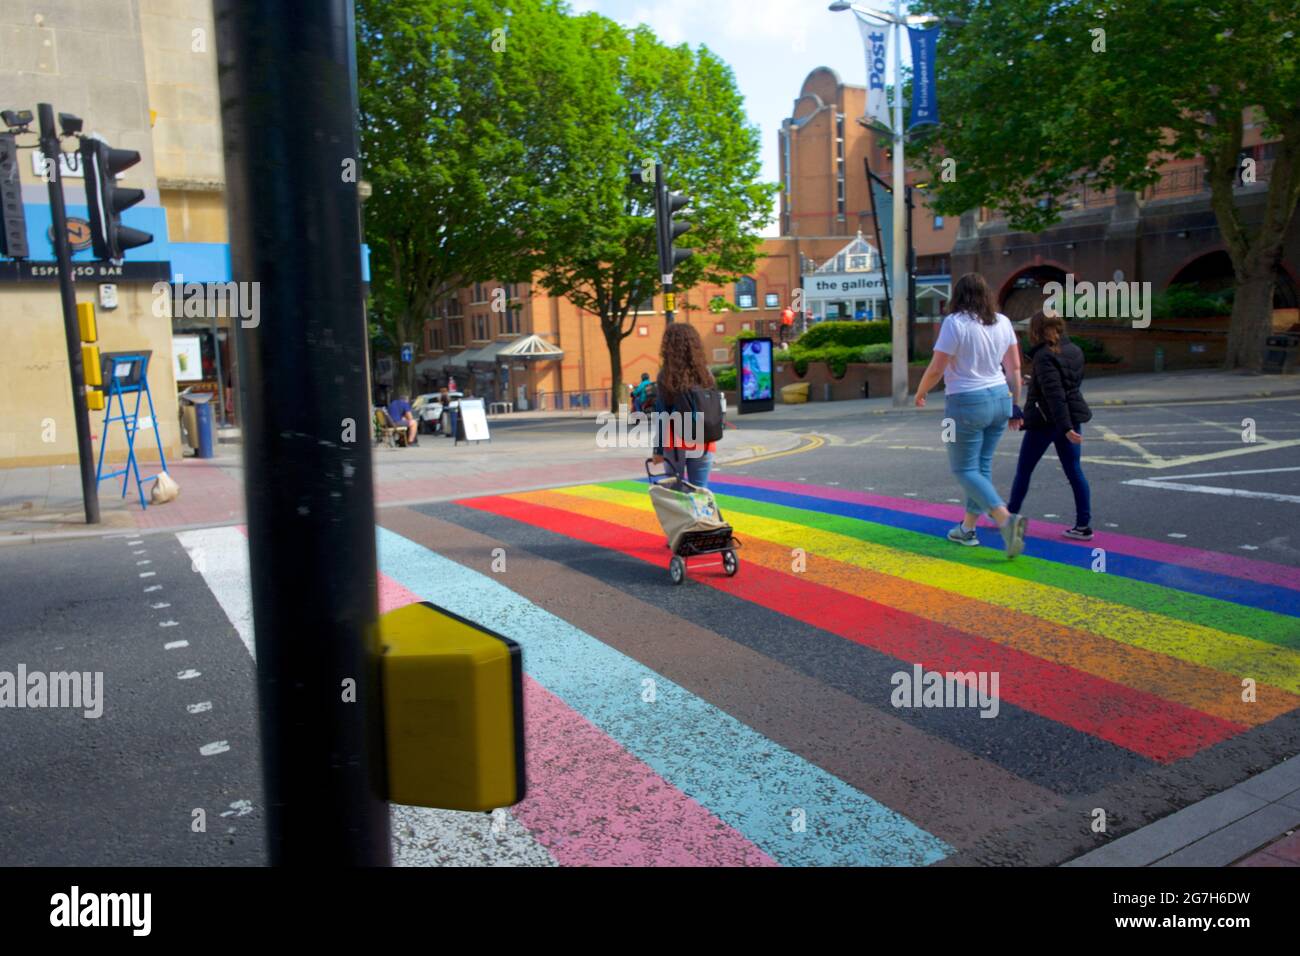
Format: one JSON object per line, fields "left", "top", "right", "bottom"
{"left": 459, "top": 494, "right": 1247, "bottom": 763}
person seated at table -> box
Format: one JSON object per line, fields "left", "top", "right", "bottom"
{"left": 387, "top": 394, "right": 418, "bottom": 447}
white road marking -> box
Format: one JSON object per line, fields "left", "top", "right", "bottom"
{"left": 187, "top": 701, "right": 212, "bottom": 714}
{"left": 1167, "top": 532, "right": 1188, "bottom": 538}
{"left": 132, "top": 550, "right": 147, "bottom": 555}
{"left": 178, "top": 527, "right": 255, "bottom": 659}
{"left": 1240, "top": 545, "right": 1260, "bottom": 551}
{"left": 127, "top": 540, "right": 143, "bottom": 546}
{"left": 144, "top": 585, "right": 162, "bottom": 592}
{"left": 177, "top": 669, "right": 201, "bottom": 680}
{"left": 150, "top": 602, "right": 171, "bottom": 609}
{"left": 139, "top": 571, "right": 156, "bottom": 578}
{"left": 164, "top": 640, "right": 189, "bottom": 650}
{"left": 199, "top": 741, "right": 230, "bottom": 757}
{"left": 1124, "top": 475, "right": 1300, "bottom": 505}
{"left": 159, "top": 620, "right": 180, "bottom": 627}
{"left": 136, "top": 560, "right": 151, "bottom": 566}
{"left": 1140, "top": 465, "right": 1300, "bottom": 481}
{"left": 221, "top": 800, "right": 254, "bottom": 818}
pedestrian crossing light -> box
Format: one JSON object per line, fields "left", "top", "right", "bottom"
{"left": 380, "top": 601, "right": 525, "bottom": 811}
{"left": 80, "top": 136, "right": 152, "bottom": 261}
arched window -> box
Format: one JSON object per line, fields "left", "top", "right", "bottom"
{"left": 734, "top": 277, "right": 757, "bottom": 309}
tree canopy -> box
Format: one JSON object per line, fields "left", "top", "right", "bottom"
{"left": 357, "top": 0, "right": 774, "bottom": 398}
{"left": 915, "top": 0, "right": 1300, "bottom": 367}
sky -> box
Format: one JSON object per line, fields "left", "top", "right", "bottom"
{"left": 566, "top": 0, "right": 905, "bottom": 235}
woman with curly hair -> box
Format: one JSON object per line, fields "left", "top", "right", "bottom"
{"left": 651, "top": 323, "right": 718, "bottom": 488}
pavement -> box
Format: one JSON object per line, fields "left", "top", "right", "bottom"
{"left": 0, "top": 417, "right": 802, "bottom": 545}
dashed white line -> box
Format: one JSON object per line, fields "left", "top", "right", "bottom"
{"left": 1168, "top": 533, "right": 1188, "bottom": 539}
{"left": 127, "top": 540, "right": 143, "bottom": 546}
{"left": 144, "top": 585, "right": 162, "bottom": 592}
{"left": 132, "top": 550, "right": 147, "bottom": 555}
{"left": 187, "top": 701, "right": 213, "bottom": 714}
{"left": 136, "top": 560, "right": 152, "bottom": 566}
{"left": 1240, "top": 545, "right": 1260, "bottom": 551}
{"left": 159, "top": 620, "right": 180, "bottom": 628}
{"left": 150, "top": 602, "right": 171, "bottom": 609}
{"left": 177, "top": 669, "right": 201, "bottom": 680}
{"left": 139, "top": 571, "right": 156, "bottom": 578}
{"left": 164, "top": 640, "right": 189, "bottom": 650}
{"left": 199, "top": 741, "right": 230, "bottom": 757}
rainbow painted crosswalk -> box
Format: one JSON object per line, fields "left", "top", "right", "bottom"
{"left": 189, "top": 474, "right": 1300, "bottom": 865}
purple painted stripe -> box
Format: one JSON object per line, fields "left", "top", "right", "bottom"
{"left": 713, "top": 473, "right": 1300, "bottom": 591}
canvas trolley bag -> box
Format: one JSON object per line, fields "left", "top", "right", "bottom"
{"left": 648, "top": 465, "right": 729, "bottom": 552}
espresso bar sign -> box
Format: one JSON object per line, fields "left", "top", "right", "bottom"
{"left": 0, "top": 260, "right": 172, "bottom": 282}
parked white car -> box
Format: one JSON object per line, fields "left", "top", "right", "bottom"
{"left": 412, "top": 391, "right": 462, "bottom": 433}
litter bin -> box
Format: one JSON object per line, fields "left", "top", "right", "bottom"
{"left": 1263, "top": 333, "right": 1299, "bottom": 374}
{"left": 195, "top": 401, "right": 214, "bottom": 458}
{"left": 180, "top": 390, "right": 216, "bottom": 458}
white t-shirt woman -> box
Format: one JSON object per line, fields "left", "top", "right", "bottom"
{"left": 932, "top": 310, "right": 1018, "bottom": 394}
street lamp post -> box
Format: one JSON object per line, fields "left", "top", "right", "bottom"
{"left": 831, "top": 0, "right": 946, "bottom": 406}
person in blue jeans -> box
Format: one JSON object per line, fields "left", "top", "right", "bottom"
{"left": 1007, "top": 311, "right": 1094, "bottom": 539}
{"left": 914, "top": 273, "right": 1029, "bottom": 558}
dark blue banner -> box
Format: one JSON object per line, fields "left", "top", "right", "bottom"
{"left": 907, "top": 26, "right": 939, "bottom": 129}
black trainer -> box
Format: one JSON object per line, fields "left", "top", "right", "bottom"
{"left": 1063, "top": 526, "right": 1093, "bottom": 540}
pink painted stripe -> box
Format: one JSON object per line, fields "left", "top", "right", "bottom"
{"left": 377, "top": 574, "right": 776, "bottom": 867}
{"left": 712, "top": 472, "right": 1300, "bottom": 591}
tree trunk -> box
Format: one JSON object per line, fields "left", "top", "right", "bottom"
{"left": 1224, "top": 269, "right": 1275, "bottom": 371}
{"left": 602, "top": 316, "right": 624, "bottom": 410}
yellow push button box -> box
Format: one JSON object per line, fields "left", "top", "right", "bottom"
{"left": 380, "top": 601, "right": 525, "bottom": 811}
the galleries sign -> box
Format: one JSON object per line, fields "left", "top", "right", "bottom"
{"left": 806, "top": 272, "right": 886, "bottom": 296}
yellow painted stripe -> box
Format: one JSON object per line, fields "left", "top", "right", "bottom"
{"left": 530, "top": 486, "right": 1297, "bottom": 725}
{"left": 533, "top": 483, "right": 1300, "bottom": 696}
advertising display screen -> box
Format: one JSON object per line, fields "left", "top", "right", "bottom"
{"left": 738, "top": 337, "right": 774, "bottom": 414}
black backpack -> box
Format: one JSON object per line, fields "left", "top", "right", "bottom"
{"left": 686, "top": 386, "right": 725, "bottom": 443}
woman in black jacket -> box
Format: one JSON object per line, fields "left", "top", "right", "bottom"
{"left": 1007, "top": 311, "right": 1095, "bottom": 539}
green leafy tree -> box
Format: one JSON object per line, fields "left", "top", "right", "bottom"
{"left": 916, "top": 0, "right": 1300, "bottom": 369}
{"left": 531, "top": 18, "right": 777, "bottom": 402}
{"left": 357, "top": 0, "right": 597, "bottom": 393}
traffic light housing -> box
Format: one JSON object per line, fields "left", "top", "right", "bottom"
{"left": 0, "top": 132, "right": 28, "bottom": 259}
{"left": 80, "top": 136, "right": 152, "bottom": 260}
{"left": 78, "top": 301, "right": 104, "bottom": 410}
{"left": 653, "top": 175, "right": 693, "bottom": 276}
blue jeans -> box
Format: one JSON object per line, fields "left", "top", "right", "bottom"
{"left": 944, "top": 385, "right": 1011, "bottom": 516}
{"left": 1007, "top": 425, "right": 1092, "bottom": 527}
{"left": 665, "top": 450, "right": 714, "bottom": 488}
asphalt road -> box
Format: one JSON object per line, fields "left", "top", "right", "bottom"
{"left": 1, "top": 395, "right": 1297, "bottom": 866}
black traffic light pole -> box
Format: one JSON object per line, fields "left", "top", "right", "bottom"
{"left": 38, "top": 103, "right": 99, "bottom": 525}
{"left": 214, "top": 0, "right": 390, "bottom": 865}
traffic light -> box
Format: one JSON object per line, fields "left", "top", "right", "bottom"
{"left": 80, "top": 136, "right": 152, "bottom": 260}
{"left": 0, "top": 132, "right": 27, "bottom": 259}
{"left": 654, "top": 176, "right": 693, "bottom": 275}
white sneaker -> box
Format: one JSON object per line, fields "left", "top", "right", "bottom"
{"left": 1000, "top": 514, "right": 1029, "bottom": 558}
{"left": 947, "top": 525, "right": 979, "bottom": 547}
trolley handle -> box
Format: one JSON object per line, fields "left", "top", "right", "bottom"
{"left": 645, "top": 457, "right": 673, "bottom": 483}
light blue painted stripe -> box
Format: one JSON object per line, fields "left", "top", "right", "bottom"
{"left": 378, "top": 525, "right": 952, "bottom": 866}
